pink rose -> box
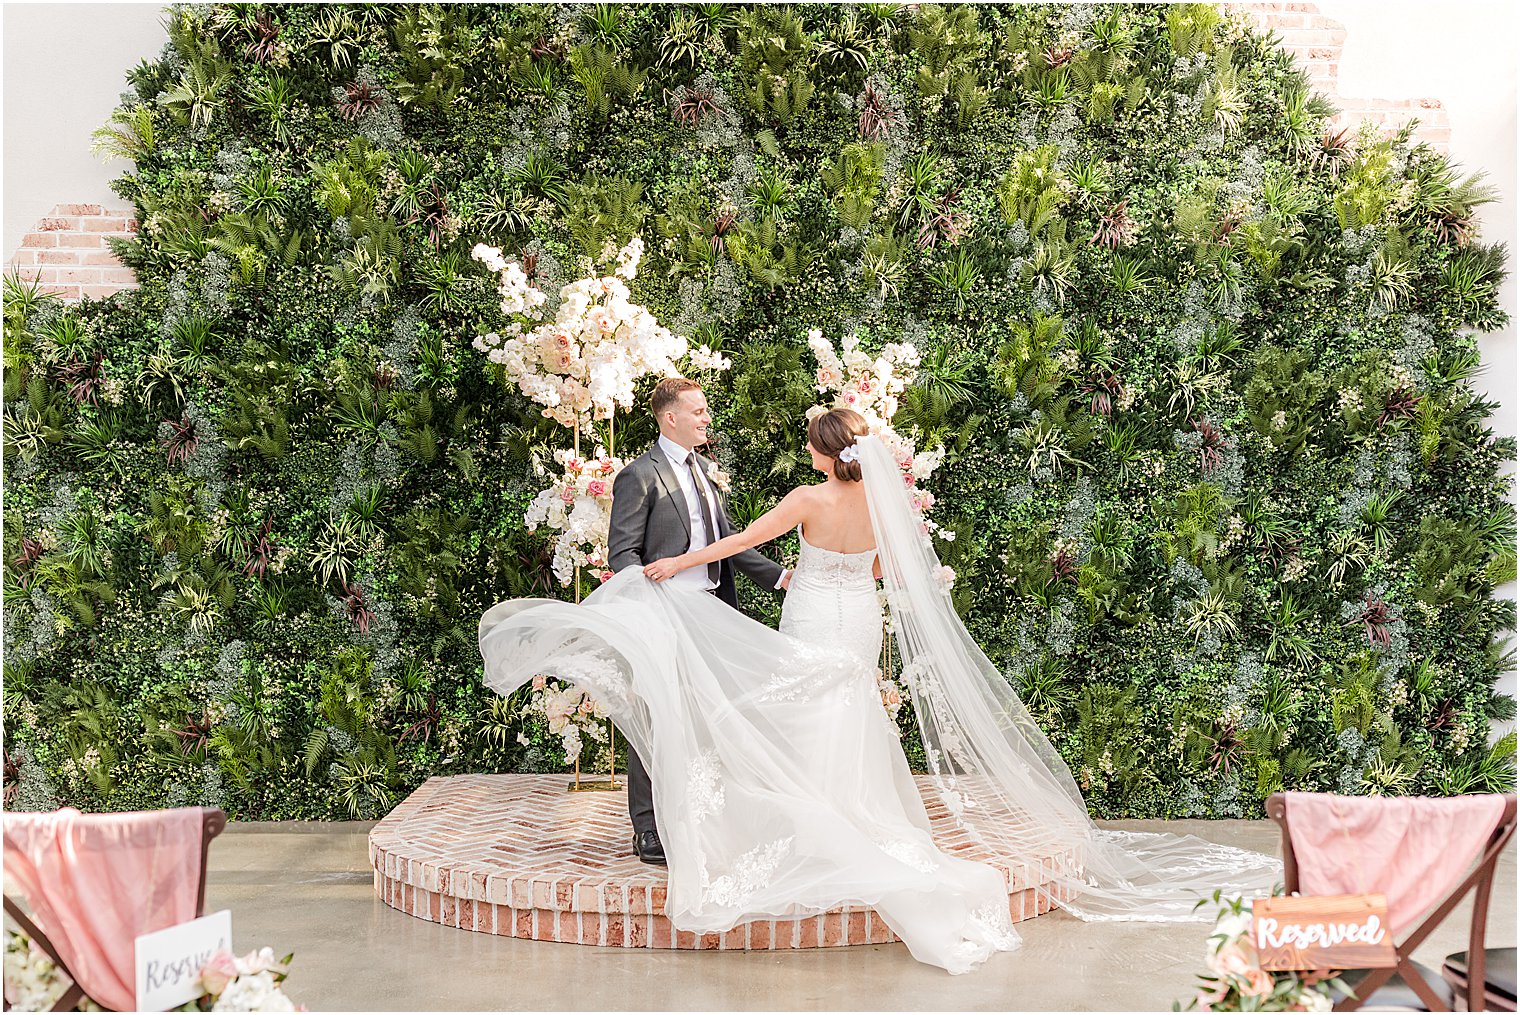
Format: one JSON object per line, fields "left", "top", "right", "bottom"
{"left": 858, "top": 378, "right": 874, "bottom": 393}
{"left": 532, "top": 675, "right": 547, "bottom": 691}
{"left": 884, "top": 689, "right": 902, "bottom": 707}
{"left": 1208, "top": 942, "right": 1252, "bottom": 978}
{"left": 903, "top": 472, "right": 916, "bottom": 487}
{"left": 579, "top": 698, "right": 597, "bottom": 715}
{"left": 816, "top": 367, "right": 838, "bottom": 387}
{"left": 599, "top": 570, "right": 616, "bottom": 583}
{"left": 560, "top": 487, "right": 576, "bottom": 504}
{"left": 1240, "top": 966, "right": 1275, "bottom": 998}
{"left": 199, "top": 950, "right": 240, "bottom": 996}
{"left": 565, "top": 457, "right": 585, "bottom": 473}
{"left": 587, "top": 480, "right": 608, "bottom": 497}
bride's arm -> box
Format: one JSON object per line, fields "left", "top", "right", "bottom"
{"left": 643, "top": 489, "right": 811, "bottom": 581}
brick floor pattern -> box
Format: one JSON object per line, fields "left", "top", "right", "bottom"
{"left": 369, "top": 774, "right": 1079, "bottom": 950}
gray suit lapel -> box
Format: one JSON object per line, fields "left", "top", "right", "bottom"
{"left": 648, "top": 445, "right": 693, "bottom": 540}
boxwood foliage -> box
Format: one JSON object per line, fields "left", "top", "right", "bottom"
{"left": 3, "top": 3, "right": 1514, "bottom": 819}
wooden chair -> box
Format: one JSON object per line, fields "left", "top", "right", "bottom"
{"left": 1265, "top": 792, "right": 1517, "bottom": 1012}
{"left": 2, "top": 807, "right": 225, "bottom": 1012}
{"left": 1442, "top": 948, "right": 1517, "bottom": 1013}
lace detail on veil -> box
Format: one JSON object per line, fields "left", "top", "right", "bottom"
{"left": 873, "top": 834, "right": 941, "bottom": 874}
{"left": 687, "top": 749, "right": 726, "bottom": 824}
{"left": 969, "top": 902, "right": 1021, "bottom": 949}
{"left": 541, "top": 650, "right": 632, "bottom": 712}
{"left": 700, "top": 837, "right": 795, "bottom": 909}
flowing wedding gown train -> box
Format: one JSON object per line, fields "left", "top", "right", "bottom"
{"left": 479, "top": 533, "right": 1020, "bottom": 972}
{"left": 478, "top": 437, "right": 1279, "bottom": 974}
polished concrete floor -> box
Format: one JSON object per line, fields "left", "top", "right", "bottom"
{"left": 204, "top": 817, "right": 1517, "bottom": 1012}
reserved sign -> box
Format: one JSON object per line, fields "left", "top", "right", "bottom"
{"left": 134, "top": 909, "right": 233, "bottom": 1011}
{"left": 1252, "top": 894, "right": 1396, "bottom": 971}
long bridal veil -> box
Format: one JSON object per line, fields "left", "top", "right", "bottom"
{"left": 857, "top": 434, "right": 1279, "bottom": 920}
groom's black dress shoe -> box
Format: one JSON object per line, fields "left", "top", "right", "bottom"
{"left": 633, "top": 830, "right": 667, "bottom": 866}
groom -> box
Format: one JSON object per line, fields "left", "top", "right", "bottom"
{"left": 607, "top": 376, "right": 789, "bottom": 865}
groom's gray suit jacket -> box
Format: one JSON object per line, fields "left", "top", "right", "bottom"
{"left": 607, "top": 442, "right": 783, "bottom": 606}
{"left": 608, "top": 441, "right": 782, "bottom": 840}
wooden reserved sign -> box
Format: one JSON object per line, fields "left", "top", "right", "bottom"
{"left": 1252, "top": 894, "right": 1397, "bottom": 971}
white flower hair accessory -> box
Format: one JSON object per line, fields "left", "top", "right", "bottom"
{"left": 837, "top": 442, "right": 861, "bottom": 464}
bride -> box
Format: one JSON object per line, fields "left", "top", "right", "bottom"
{"left": 479, "top": 408, "right": 1278, "bottom": 974}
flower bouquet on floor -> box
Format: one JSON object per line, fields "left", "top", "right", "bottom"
{"left": 193, "top": 947, "right": 300, "bottom": 1012}
{"left": 1176, "top": 891, "right": 1343, "bottom": 1012}
{"left": 3, "top": 929, "right": 301, "bottom": 1012}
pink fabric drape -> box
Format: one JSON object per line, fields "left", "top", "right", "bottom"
{"left": 3, "top": 807, "right": 206, "bottom": 1012}
{"left": 1283, "top": 792, "right": 1506, "bottom": 936}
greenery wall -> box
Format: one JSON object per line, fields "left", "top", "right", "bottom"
{"left": 3, "top": 3, "right": 1514, "bottom": 820}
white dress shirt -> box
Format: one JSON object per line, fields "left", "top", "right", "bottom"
{"left": 657, "top": 434, "right": 722, "bottom": 592}
{"left": 655, "top": 434, "right": 789, "bottom": 593}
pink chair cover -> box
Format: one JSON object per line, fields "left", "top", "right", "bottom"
{"left": 3, "top": 807, "right": 206, "bottom": 1012}
{"left": 1283, "top": 791, "right": 1506, "bottom": 936}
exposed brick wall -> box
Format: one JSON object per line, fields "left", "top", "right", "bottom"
{"left": 3, "top": 5, "right": 1452, "bottom": 302}
{"left": 7, "top": 203, "right": 139, "bottom": 301}
{"left": 1232, "top": 2, "right": 1452, "bottom": 150}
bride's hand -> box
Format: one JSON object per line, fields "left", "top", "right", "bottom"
{"left": 643, "top": 556, "right": 687, "bottom": 582}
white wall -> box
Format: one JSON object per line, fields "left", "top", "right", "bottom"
{"left": 2, "top": 1, "right": 1516, "bottom": 730}
{"left": 2, "top": 3, "right": 167, "bottom": 254}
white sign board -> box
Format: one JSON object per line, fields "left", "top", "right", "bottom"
{"left": 135, "top": 909, "right": 233, "bottom": 1012}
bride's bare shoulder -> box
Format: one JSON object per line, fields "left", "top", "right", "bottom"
{"left": 784, "top": 483, "right": 834, "bottom": 509}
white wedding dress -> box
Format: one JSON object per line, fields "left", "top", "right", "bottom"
{"left": 478, "top": 437, "right": 1278, "bottom": 974}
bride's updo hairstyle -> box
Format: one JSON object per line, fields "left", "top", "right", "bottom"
{"left": 808, "top": 408, "right": 870, "bottom": 482}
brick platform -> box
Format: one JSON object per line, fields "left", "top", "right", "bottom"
{"left": 369, "top": 774, "right": 1077, "bottom": 950}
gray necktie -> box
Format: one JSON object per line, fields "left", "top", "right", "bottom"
{"left": 685, "top": 452, "right": 722, "bottom": 585}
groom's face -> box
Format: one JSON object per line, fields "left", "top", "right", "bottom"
{"left": 662, "top": 389, "right": 711, "bottom": 450}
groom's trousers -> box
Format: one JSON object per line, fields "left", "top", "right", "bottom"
{"left": 626, "top": 582, "right": 736, "bottom": 839}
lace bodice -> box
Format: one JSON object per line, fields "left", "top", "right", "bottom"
{"left": 779, "top": 526, "right": 883, "bottom": 672}
{"left": 792, "top": 526, "right": 878, "bottom": 587}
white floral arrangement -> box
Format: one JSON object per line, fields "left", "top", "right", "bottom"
{"left": 3, "top": 931, "right": 79, "bottom": 1013}
{"left": 517, "top": 674, "right": 612, "bottom": 764}
{"left": 474, "top": 236, "right": 731, "bottom": 593}
{"left": 471, "top": 237, "right": 729, "bottom": 434}
{"left": 1178, "top": 892, "right": 1339, "bottom": 1012}
{"left": 806, "top": 328, "right": 951, "bottom": 576}
{"left": 197, "top": 947, "right": 298, "bottom": 1012}
{"left": 3, "top": 931, "right": 300, "bottom": 1012}
{"left": 524, "top": 448, "right": 626, "bottom": 587}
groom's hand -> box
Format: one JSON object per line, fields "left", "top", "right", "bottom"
{"left": 779, "top": 570, "right": 792, "bottom": 590}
